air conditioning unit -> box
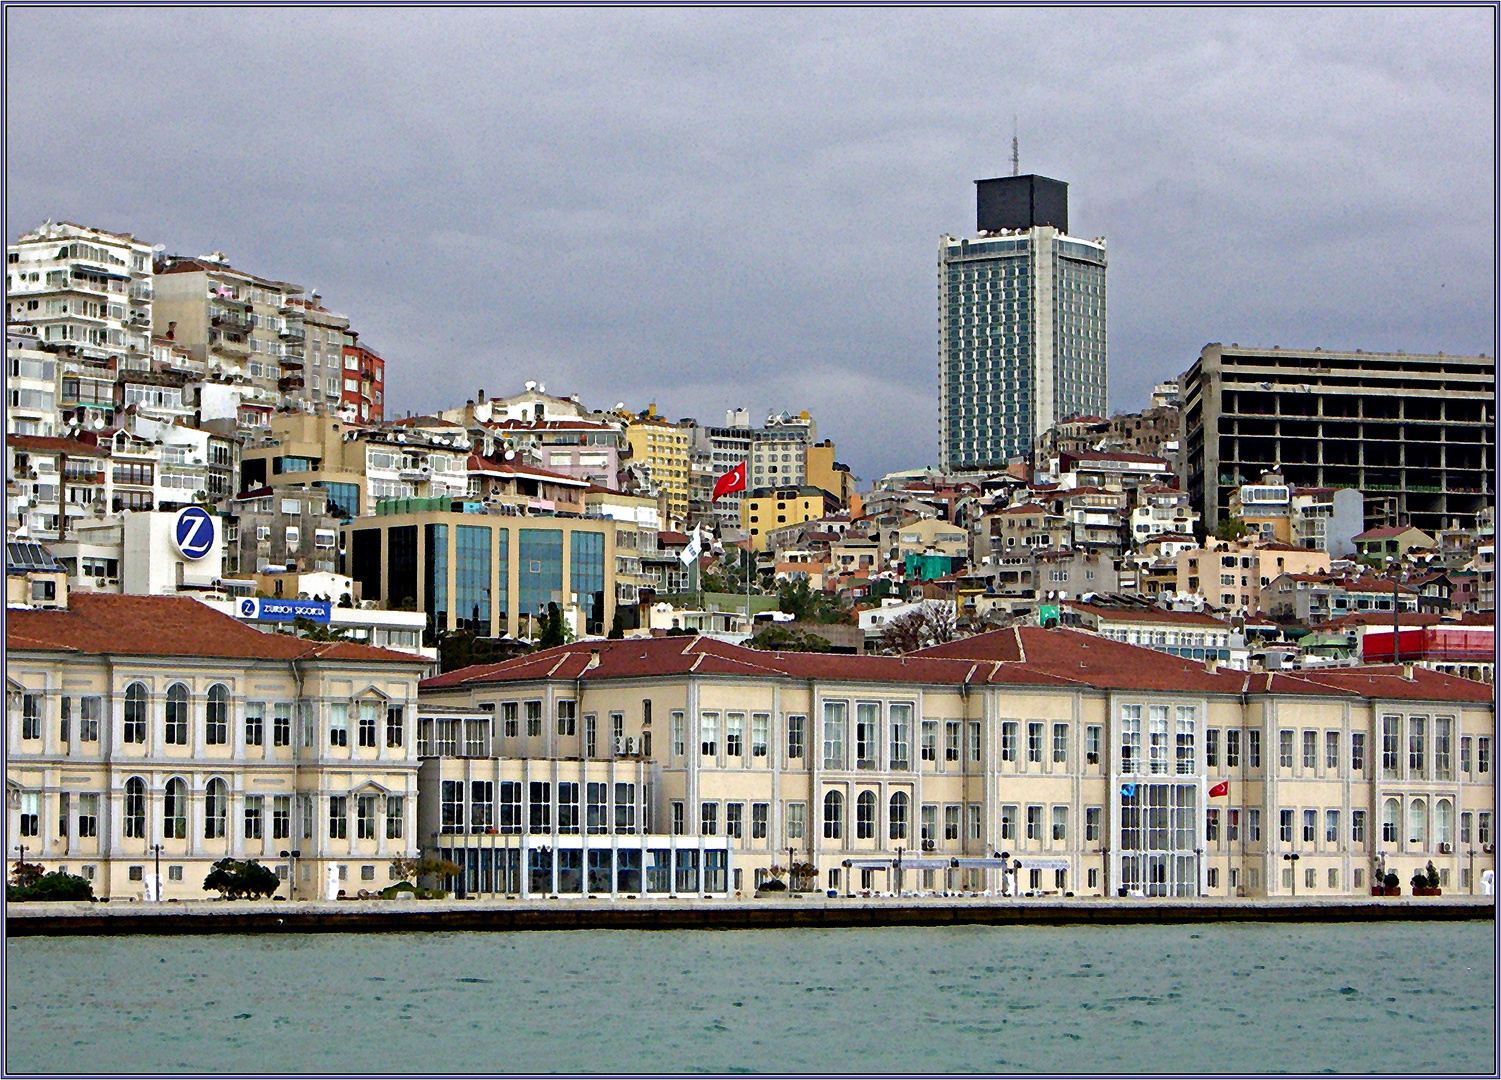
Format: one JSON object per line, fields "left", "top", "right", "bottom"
{"left": 1484, "top": 844, "right": 1495, "bottom": 855}
{"left": 625, "top": 737, "right": 637, "bottom": 755}
{"left": 922, "top": 840, "right": 937, "bottom": 852}
{"left": 1440, "top": 842, "right": 1453, "bottom": 854}
{"left": 614, "top": 737, "right": 629, "bottom": 755}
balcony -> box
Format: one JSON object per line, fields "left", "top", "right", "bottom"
{"left": 129, "top": 284, "right": 153, "bottom": 302}
{"left": 212, "top": 312, "right": 254, "bottom": 335}
{"left": 278, "top": 375, "right": 305, "bottom": 392}
{"left": 279, "top": 357, "right": 304, "bottom": 370}
{"left": 279, "top": 325, "right": 305, "bottom": 342}
{"left": 208, "top": 330, "right": 252, "bottom": 355}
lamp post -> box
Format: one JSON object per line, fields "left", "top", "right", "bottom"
{"left": 280, "top": 849, "right": 300, "bottom": 899}
{"left": 1468, "top": 846, "right": 1476, "bottom": 894}
{"left": 150, "top": 843, "right": 164, "bottom": 902}
{"left": 787, "top": 845, "right": 796, "bottom": 893}
{"left": 894, "top": 845, "right": 903, "bottom": 896}
{"left": 1194, "top": 847, "right": 1203, "bottom": 898}
{"left": 999, "top": 850, "right": 1012, "bottom": 897}
{"left": 1283, "top": 852, "right": 1300, "bottom": 897}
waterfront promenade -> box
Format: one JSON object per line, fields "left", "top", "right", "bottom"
{"left": 8, "top": 893, "right": 1491, "bottom": 936}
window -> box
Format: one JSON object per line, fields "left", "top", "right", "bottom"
{"left": 1435, "top": 800, "right": 1453, "bottom": 847}
{"left": 1461, "top": 811, "right": 1473, "bottom": 844}
{"left": 1480, "top": 736, "right": 1491, "bottom": 775}
{"left": 1321, "top": 730, "right": 1338, "bottom": 772}
{"left": 274, "top": 795, "right": 291, "bottom": 840}
{"left": 1000, "top": 804, "right": 1016, "bottom": 842}
{"left": 205, "top": 685, "right": 229, "bottom": 745}
{"left": 786, "top": 802, "right": 805, "bottom": 840}
{"left": 1408, "top": 716, "right": 1425, "bottom": 776}
{"left": 274, "top": 703, "right": 292, "bottom": 747}
{"left": 328, "top": 795, "right": 348, "bottom": 840}
{"left": 1408, "top": 799, "right": 1427, "bottom": 846}
{"left": 75, "top": 695, "right": 100, "bottom": 743}
{"left": 752, "top": 713, "right": 769, "bottom": 758}
{"left": 752, "top": 802, "right": 769, "bottom": 839}
{"left": 525, "top": 700, "right": 542, "bottom": 737}
{"left": 1120, "top": 705, "right": 1141, "bottom": 774}
{"left": 16, "top": 791, "right": 38, "bottom": 836}
{"left": 701, "top": 712, "right": 718, "bottom": 757}
{"left": 1026, "top": 805, "right": 1043, "bottom": 842}
{"left": 205, "top": 779, "right": 228, "bottom": 839}
{"left": 1247, "top": 729, "right": 1261, "bottom": 769}
{"left": 823, "top": 702, "right": 846, "bottom": 769}
{"left": 921, "top": 804, "right": 937, "bottom": 842}
{"left": 1351, "top": 731, "right": 1365, "bottom": 773}
{"left": 1302, "top": 730, "right": 1317, "bottom": 770}
{"left": 529, "top": 782, "right": 550, "bottom": 833}
{"left": 1206, "top": 728, "right": 1219, "bottom": 769}
{"left": 1434, "top": 717, "right": 1452, "bottom": 780}
{"left": 245, "top": 795, "right": 264, "bottom": 840}
{"left": 822, "top": 791, "right": 843, "bottom": 839}
{"left": 1051, "top": 805, "right": 1068, "bottom": 842}
{"left": 1175, "top": 707, "right": 1195, "bottom": 775}
{"left": 969, "top": 721, "right": 983, "bottom": 763}
{"left": 1460, "top": 735, "right": 1472, "bottom": 773}
{"left": 77, "top": 793, "right": 98, "bottom": 839}
{"left": 1148, "top": 706, "right": 1169, "bottom": 775}
{"left": 557, "top": 699, "right": 576, "bottom": 737}
{"left": 1000, "top": 720, "right": 1018, "bottom": 763}
{"left": 1206, "top": 807, "right": 1220, "bottom": 841}
{"left": 124, "top": 683, "right": 148, "bottom": 744}
{"left": 1480, "top": 812, "right": 1492, "bottom": 846}
{"left": 1026, "top": 722, "right": 1044, "bottom": 764}
{"left": 1227, "top": 808, "right": 1241, "bottom": 842}
{"left": 1382, "top": 798, "right": 1400, "bottom": 843}
{"left": 788, "top": 715, "right": 805, "bottom": 760}
{"left": 920, "top": 720, "right": 938, "bottom": 763}
{"left": 557, "top": 782, "right": 579, "bottom": 834}
{"left": 725, "top": 801, "right": 743, "bottom": 840}
{"left": 1351, "top": 809, "right": 1366, "bottom": 846}
{"left": 1085, "top": 806, "right": 1101, "bottom": 842}
{"left": 499, "top": 783, "right": 522, "bottom": 834}
{"left": 329, "top": 702, "right": 348, "bottom": 747}
{"left": 165, "top": 684, "right": 188, "bottom": 745}
{"left": 852, "top": 791, "right": 876, "bottom": 839}
{"left": 941, "top": 720, "right": 960, "bottom": 763}
{"left": 469, "top": 783, "right": 493, "bottom": 833}
{"left": 888, "top": 792, "right": 909, "bottom": 840}
{"left": 968, "top": 804, "right": 981, "bottom": 840}
{"left": 1381, "top": 716, "right": 1400, "bottom": 776}
{"left": 726, "top": 713, "right": 744, "bottom": 757}
{"left": 502, "top": 702, "right": 519, "bottom": 738}
{"left": 18, "top": 694, "right": 40, "bottom": 742}
{"left": 355, "top": 701, "right": 377, "bottom": 748}
{"left": 940, "top": 804, "right": 958, "bottom": 841}
{"left": 124, "top": 777, "right": 146, "bottom": 838}
{"left": 244, "top": 701, "right": 264, "bottom": 746}
{"left": 1279, "top": 808, "right": 1293, "bottom": 843}
{"left": 1279, "top": 729, "right": 1294, "bottom": 769}
{"left": 1085, "top": 725, "right": 1101, "bottom": 766}
{"left": 1302, "top": 808, "right": 1316, "bottom": 843}
{"left": 386, "top": 706, "right": 404, "bottom": 748}
{"left": 164, "top": 778, "right": 187, "bottom": 838}
{"left": 587, "top": 783, "right": 608, "bottom": 835}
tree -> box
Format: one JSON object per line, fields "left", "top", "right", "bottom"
{"left": 13, "top": 871, "right": 94, "bottom": 901}
{"left": 746, "top": 625, "right": 839, "bottom": 652}
{"left": 777, "top": 578, "right": 852, "bottom": 625}
{"left": 607, "top": 610, "right": 626, "bottom": 639}
{"left": 1213, "top": 516, "right": 1251, "bottom": 542}
{"left": 292, "top": 616, "right": 351, "bottom": 643}
{"left": 537, "top": 603, "right": 567, "bottom": 649}
{"left": 202, "top": 858, "right": 281, "bottom": 900}
{"left": 879, "top": 604, "right": 959, "bottom": 654}
{"left": 390, "top": 856, "right": 462, "bottom": 888}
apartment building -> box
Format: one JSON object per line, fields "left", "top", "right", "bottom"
{"left": 742, "top": 486, "right": 841, "bottom": 552}
{"left": 294, "top": 295, "right": 348, "bottom": 413}
{"left": 5, "top": 593, "right": 431, "bottom": 901}
{"left": 1175, "top": 540, "right": 1331, "bottom": 614}
{"left": 623, "top": 407, "right": 690, "bottom": 526}
{"left": 1181, "top": 343, "right": 1495, "bottom": 534}
{"left": 416, "top": 628, "right": 1495, "bottom": 899}
{"left": 7, "top": 328, "right": 59, "bottom": 437}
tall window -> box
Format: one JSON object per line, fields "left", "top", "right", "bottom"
{"left": 525, "top": 701, "right": 542, "bottom": 737}
{"left": 77, "top": 793, "right": 98, "bottom": 838}
{"left": 949, "top": 721, "right": 965, "bottom": 763}
{"left": 751, "top": 713, "right": 769, "bottom": 759}
{"left": 725, "top": 802, "right": 743, "bottom": 839}
{"left": 1206, "top": 728, "right": 1219, "bottom": 769}
{"left": 889, "top": 704, "right": 911, "bottom": 769}
{"left": 1000, "top": 804, "right": 1016, "bottom": 842}
{"left": 328, "top": 795, "right": 348, "bottom": 840}
{"left": 245, "top": 701, "right": 264, "bottom": 747}
{"left": 921, "top": 720, "right": 938, "bottom": 762}
{"left": 856, "top": 791, "right": 876, "bottom": 838}
{"left": 1026, "top": 722, "right": 1042, "bottom": 764}
{"left": 787, "top": 715, "right": 805, "bottom": 760}
{"left": 274, "top": 703, "right": 292, "bottom": 747}
{"left": 615, "top": 783, "right": 637, "bottom": 834}
{"left": 855, "top": 704, "right": 878, "bottom": 768}
{"left": 823, "top": 791, "right": 843, "bottom": 839}
{"left": 123, "top": 777, "right": 146, "bottom": 838}
{"left": 529, "top": 781, "right": 550, "bottom": 833}
{"left": 1407, "top": 799, "right": 1426, "bottom": 846}
{"left": 1001, "top": 721, "right": 1018, "bottom": 763}
{"left": 1350, "top": 732, "right": 1365, "bottom": 772}
{"left": 499, "top": 782, "right": 522, "bottom": 833}
{"left": 354, "top": 794, "right": 376, "bottom": 839}
{"left": 470, "top": 782, "right": 493, "bottom": 832}
{"left": 587, "top": 782, "right": 609, "bottom": 834}
{"left": 1175, "top": 707, "right": 1196, "bottom": 775}
{"left": 329, "top": 702, "right": 349, "bottom": 747}
{"left": 20, "top": 694, "right": 40, "bottom": 741}
{"left": 274, "top": 795, "right": 291, "bottom": 840}
{"left": 124, "top": 683, "right": 148, "bottom": 744}
{"left": 77, "top": 696, "right": 100, "bottom": 742}
{"left": 1382, "top": 798, "right": 1400, "bottom": 842}
{"left": 1434, "top": 717, "right": 1452, "bottom": 780}
{"left": 700, "top": 712, "right": 718, "bottom": 757}
{"left": 1120, "top": 705, "right": 1141, "bottom": 774}
{"left": 502, "top": 702, "right": 520, "bottom": 738}
{"left": 1381, "top": 716, "right": 1400, "bottom": 777}
{"left": 557, "top": 699, "right": 576, "bottom": 737}
{"left": 1225, "top": 728, "right": 1240, "bottom": 768}
{"left": 1051, "top": 805, "right": 1068, "bottom": 842}
{"left": 165, "top": 684, "right": 189, "bottom": 745}
{"left": 1248, "top": 729, "right": 1262, "bottom": 769}
{"left": 700, "top": 801, "right": 718, "bottom": 835}
{"left": 969, "top": 721, "right": 983, "bottom": 763}
{"left": 1408, "top": 716, "right": 1426, "bottom": 776}
{"left": 205, "top": 685, "right": 229, "bottom": 745}
{"left": 944, "top": 804, "right": 960, "bottom": 841}
{"left": 1053, "top": 723, "right": 1068, "bottom": 764}
{"left": 1302, "top": 808, "right": 1316, "bottom": 843}
{"left": 204, "top": 778, "right": 227, "bottom": 839}
{"left": 1351, "top": 809, "right": 1365, "bottom": 846}
{"left": 1325, "top": 731, "right": 1339, "bottom": 771}
{"left": 558, "top": 782, "right": 579, "bottom": 834}
{"left": 164, "top": 778, "right": 186, "bottom": 838}
{"left": 455, "top": 523, "right": 493, "bottom": 637}
{"left": 1148, "top": 706, "right": 1169, "bottom": 775}
{"left": 386, "top": 706, "right": 404, "bottom": 748}
{"left": 786, "top": 802, "right": 804, "bottom": 840}
{"left": 1086, "top": 724, "right": 1102, "bottom": 766}
{"left": 726, "top": 713, "right": 744, "bottom": 757}
{"left": 386, "top": 795, "right": 404, "bottom": 839}
{"left": 358, "top": 702, "right": 379, "bottom": 747}
{"left": 1279, "top": 729, "right": 1294, "bottom": 769}
{"left": 822, "top": 702, "right": 846, "bottom": 769}
{"left": 1302, "top": 730, "right": 1317, "bottom": 770}
{"left": 888, "top": 792, "right": 909, "bottom": 840}
{"left": 245, "top": 795, "right": 264, "bottom": 840}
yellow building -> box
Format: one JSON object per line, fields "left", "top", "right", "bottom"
{"left": 6, "top": 594, "right": 432, "bottom": 901}
{"left": 624, "top": 406, "right": 690, "bottom": 526}
{"left": 416, "top": 628, "right": 1495, "bottom": 899}
{"left": 741, "top": 486, "right": 839, "bottom": 552}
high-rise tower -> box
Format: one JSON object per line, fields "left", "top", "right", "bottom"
{"left": 939, "top": 174, "right": 1107, "bottom": 471}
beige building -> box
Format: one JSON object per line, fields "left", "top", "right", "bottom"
{"left": 742, "top": 486, "right": 841, "bottom": 552}
{"left": 1175, "top": 539, "right": 1331, "bottom": 614}
{"left": 416, "top": 628, "right": 1495, "bottom": 899}
{"left": 5, "top": 594, "right": 432, "bottom": 901}
{"left": 623, "top": 407, "right": 690, "bottom": 526}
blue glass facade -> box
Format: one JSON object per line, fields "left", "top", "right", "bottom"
{"left": 455, "top": 524, "right": 491, "bottom": 637}
{"left": 519, "top": 529, "right": 563, "bottom": 627}
{"left": 425, "top": 523, "right": 447, "bottom": 634}
{"left": 570, "top": 531, "right": 606, "bottom": 635}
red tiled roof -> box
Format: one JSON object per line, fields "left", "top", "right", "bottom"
{"left": 465, "top": 453, "right": 588, "bottom": 487}
{"left": 6, "top": 595, "right": 425, "bottom": 665}
{"left": 1354, "top": 525, "right": 1426, "bottom": 541}
{"left": 1291, "top": 666, "right": 1493, "bottom": 703}
{"left": 6, "top": 435, "right": 104, "bottom": 456}
{"left": 1064, "top": 602, "right": 1229, "bottom": 628}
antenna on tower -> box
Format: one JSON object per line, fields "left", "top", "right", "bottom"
{"left": 1011, "top": 117, "right": 1019, "bottom": 176}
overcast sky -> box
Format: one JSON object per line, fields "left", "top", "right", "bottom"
{"left": 6, "top": 7, "right": 1494, "bottom": 482}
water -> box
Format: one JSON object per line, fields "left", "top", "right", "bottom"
{"left": 5, "top": 922, "right": 1494, "bottom": 1075}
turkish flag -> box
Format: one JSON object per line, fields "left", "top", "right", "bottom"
{"left": 1208, "top": 780, "right": 1229, "bottom": 797}
{"left": 711, "top": 461, "right": 747, "bottom": 501}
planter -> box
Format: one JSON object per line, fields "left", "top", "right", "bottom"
{"left": 1371, "top": 886, "right": 1387, "bottom": 896}
{"left": 1413, "top": 886, "right": 1442, "bottom": 896}
{"left": 1384, "top": 886, "right": 1401, "bottom": 896}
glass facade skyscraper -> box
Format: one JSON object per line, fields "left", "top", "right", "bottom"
{"left": 939, "top": 175, "right": 1107, "bottom": 471}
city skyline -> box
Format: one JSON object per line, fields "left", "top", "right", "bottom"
{"left": 5, "top": 8, "right": 1493, "bottom": 482}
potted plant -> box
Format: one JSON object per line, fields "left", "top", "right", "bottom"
{"left": 1413, "top": 861, "right": 1442, "bottom": 897}
{"left": 1383, "top": 871, "right": 1401, "bottom": 896}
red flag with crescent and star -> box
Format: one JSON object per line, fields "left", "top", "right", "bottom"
{"left": 1209, "top": 780, "right": 1229, "bottom": 797}
{"left": 711, "top": 461, "right": 747, "bottom": 501}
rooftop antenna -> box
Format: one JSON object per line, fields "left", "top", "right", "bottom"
{"left": 1011, "top": 117, "right": 1020, "bottom": 176}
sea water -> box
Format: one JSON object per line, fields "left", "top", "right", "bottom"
{"left": 5, "top": 921, "right": 1494, "bottom": 1074}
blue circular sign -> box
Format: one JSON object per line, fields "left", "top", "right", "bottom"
{"left": 240, "top": 598, "right": 257, "bottom": 618}
{"left": 173, "top": 506, "right": 216, "bottom": 561}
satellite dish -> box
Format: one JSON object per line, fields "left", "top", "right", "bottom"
{"left": 93, "top": 418, "right": 105, "bottom": 430}
{"left": 504, "top": 450, "right": 515, "bottom": 460}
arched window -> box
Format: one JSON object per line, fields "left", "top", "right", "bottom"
{"left": 164, "top": 777, "right": 187, "bottom": 838}
{"left": 123, "top": 777, "right": 146, "bottom": 838}
{"left": 1382, "top": 798, "right": 1400, "bottom": 843}
{"left": 889, "top": 792, "right": 909, "bottom": 841}
{"left": 165, "top": 684, "right": 189, "bottom": 745}
{"left": 206, "top": 684, "right": 230, "bottom": 745}
{"left": 1408, "top": 799, "right": 1427, "bottom": 847}
{"left": 856, "top": 791, "right": 876, "bottom": 839}
{"left": 204, "top": 778, "right": 227, "bottom": 839}
{"left": 823, "top": 790, "right": 843, "bottom": 840}
{"left": 124, "top": 683, "right": 148, "bottom": 744}
{"left": 1435, "top": 799, "right": 1454, "bottom": 846}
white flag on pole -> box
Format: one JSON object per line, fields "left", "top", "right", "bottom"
{"left": 679, "top": 527, "right": 703, "bottom": 567}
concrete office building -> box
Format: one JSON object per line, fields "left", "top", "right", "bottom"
{"left": 940, "top": 175, "right": 1107, "bottom": 472}
{"left": 1181, "top": 344, "right": 1495, "bottom": 535}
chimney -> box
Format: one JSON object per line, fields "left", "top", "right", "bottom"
{"left": 1402, "top": 662, "right": 1415, "bottom": 681}
{"left": 586, "top": 648, "right": 601, "bottom": 670}
{"left": 166, "top": 320, "right": 176, "bottom": 341}
{"left": 1204, "top": 657, "right": 1219, "bottom": 674}
{"left": 478, "top": 388, "right": 486, "bottom": 403}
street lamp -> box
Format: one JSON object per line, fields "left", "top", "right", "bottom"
{"left": 1194, "top": 847, "right": 1203, "bottom": 897}
{"left": 1282, "top": 852, "right": 1300, "bottom": 897}
{"left": 999, "top": 850, "right": 1012, "bottom": 897}
{"left": 280, "top": 849, "right": 301, "bottom": 899}
{"left": 787, "top": 845, "right": 796, "bottom": 893}
{"left": 150, "top": 843, "right": 164, "bottom": 902}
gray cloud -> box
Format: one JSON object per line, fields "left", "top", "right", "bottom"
{"left": 7, "top": 7, "right": 1492, "bottom": 481}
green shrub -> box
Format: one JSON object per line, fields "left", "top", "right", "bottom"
{"left": 8, "top": 870, "right": 94, "bottom": 902}
{"left": 203, "top": 858, "right": 281, "bottom": 899}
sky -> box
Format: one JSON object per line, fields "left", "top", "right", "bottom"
{"left": 6, "top": 7, "right": 1494, "bottom": 483}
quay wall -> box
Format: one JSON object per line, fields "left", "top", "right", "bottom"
{"left": 7, "top": 895, "right": 1493, "bottom": 936}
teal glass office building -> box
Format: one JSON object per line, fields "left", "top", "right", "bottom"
{"left": 939, "top": 175, "right": 1107, "bottom": 471}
